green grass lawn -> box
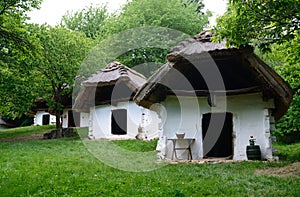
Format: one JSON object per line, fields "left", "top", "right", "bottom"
{"left": 0, "top": 126, "right": 300, "bottom": 196}
{"left": 0, "top": 125, "right": 55, "bottom": 140}
{"left": 273, "top": 142, "right": 300, "bottom": 162}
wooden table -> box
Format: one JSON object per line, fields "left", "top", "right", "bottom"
{"left": 168, "top": 138, "right": 195, "bottom": 160}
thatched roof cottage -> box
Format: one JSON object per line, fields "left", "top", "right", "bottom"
{"left": 74, "top": 62, "right": 160, "bottom": 140}
{"left": 134, "top": 31, "right": 293, "bottom": 160}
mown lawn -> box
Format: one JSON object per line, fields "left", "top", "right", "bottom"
{"left": 0, "top": 127, "right": 299, "bottom": 196}
{"left": 0, "top": 125, "right": 55, "bottom": 140}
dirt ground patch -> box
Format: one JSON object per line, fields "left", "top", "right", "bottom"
{"left": 255, "top": 162, "right": 300, "bottom": 178}
{"left": 0, "top": 134, "right": 44, "bottom": 142}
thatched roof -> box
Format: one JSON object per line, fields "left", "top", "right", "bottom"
{"left": 167, "top": 31, "right": 232, "bottom": 62}
{"left": 30, "top": 98, "right": 49, "bottom": 112}
{"left": 134, "top": 31, "right": 293, "bottom": 120}
{"left": 74, "top": 62, "right": 147, "bottom": 112}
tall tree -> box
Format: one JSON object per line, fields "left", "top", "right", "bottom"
{"left": 96, "top": 0, "right": 211, "bottom": 75}
{"left": 0, "top": 0, "right": 41, "bottom": 54}
{"left": 32, "top": 25, "right": 94, "bottom": 130}
{"left": 60, "top": 5, "right": 109, "bottom": 39}
{"left": 103, "top": 0, "right": 210, "bottom": 37}
{"left": 214, "top": 0, "right": 300, "bottom": 50}
{"left": 0, "top": 0, "right": 42, "bottom": 118}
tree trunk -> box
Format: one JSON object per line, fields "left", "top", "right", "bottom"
{"left": 55, "top": 111, "right": 63, "bottom": 138}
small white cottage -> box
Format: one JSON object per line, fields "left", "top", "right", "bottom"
{"left": 32, "top": 98, "right": 56, "bottom": 126}
{"left": 73, "top": 62, "right": 160, "bottom": 140}
{"left": 32, "top": 97, "right": 88, "bottom": 128}
{"left": 134, "top": 31, "right": 293, "bottom": 161}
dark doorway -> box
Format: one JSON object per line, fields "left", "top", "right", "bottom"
{"left": 68, "top": 110, "right": 80, "bottom": 128}
{"left": 202, "top": 113, "right": 233, "bottom": 157}
{"left": 111, "top": 109, "right": 127, "bottom": 135}
{"left": 42, "top": 114, "right": 50, "bottom": 125}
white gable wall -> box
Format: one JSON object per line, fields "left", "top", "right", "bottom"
{"left": 158, "top": 93, "right": 275, "bottom": 160}
{"left": 89, "top": 101, "right": 160, "bottom": 140}
{"left": 34, "top": 111, "right": 56, "bottom": 126}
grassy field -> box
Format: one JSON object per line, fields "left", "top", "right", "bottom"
{"left": 0, "top": 125, "right": 55, "bottom": 140}
{"left": 0, "top": 126, "right": 299, "bottom": 196}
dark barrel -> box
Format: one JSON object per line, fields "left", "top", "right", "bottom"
{"left": 246, "top": 145, "right": 261, "bottom": 160}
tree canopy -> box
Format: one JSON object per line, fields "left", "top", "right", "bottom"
{"left": 214, "top": 0, "right": 300, "bottom": 50}
{"left": 94, "top": 0, "right": 211, "bottom": 75}
{"left": 31, "top": 25, "right": 94, "bottom": 129}
{"left": 0, "top": 0, "right": 42, "bottom": 119}
{"left": 102, "top": 0, "right": 211, "bottom": 37}
{"left": 0, "top": 0, "right": 41, "bottom": 54}
{"left": 0, "top": 0, "right": 212, "bottom": 124}
{"left": 61, "top": 5, "right": 109, "bottom": 39}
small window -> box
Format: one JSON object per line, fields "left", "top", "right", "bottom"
{"left": 111, "top": 109, "right": 127, "bottom": 135}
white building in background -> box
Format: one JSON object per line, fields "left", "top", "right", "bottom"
{"left": 31, "top": 98, "right": 56, "bottom": 126}
{"left": 34, "top": 111, "right": 56, "bottom": 126}
{"left": 32, "top": 98, "right": 89, "bottom": 128}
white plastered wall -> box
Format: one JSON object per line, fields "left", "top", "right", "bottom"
{"left": 34, "top": 111, "right": 56, "bottom": 126}
{"left": 158, "top": 93, "right": 275, "bottom": 160}
{"left": 62, "top": 109, "right": 69, "bottom": 128}
{"left": 62, "top": 109, "right": 89, "bottom": 128}
{"left": 80, "top": 112, "right": 89, "bottom": 128}
{"left": 89, "top": 101, "right": 160, "bottom": 140}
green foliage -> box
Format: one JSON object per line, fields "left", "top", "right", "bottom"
{"left": 214, "top": 0, "right": 300, "bottom": 50}
{"left": 0, "top": 1, "right": 42, "bottom": 118}
{"left": 0, "top": 60, "right": 40, "bottom": 118}
{"left": 0, "top": 138, "right": 300, "bottom": 196}
{"left": 61, "top": 5, "right": 109, "bottom": 39}
{"left": 102, "top": 0, "right": 210, "bottom": 37}
{"left": 29, "top": 25, "right": 94, "bottom": 128}
{"left": 0, "top": 0, "right": 41, "bottom": 54}
{"left": 96, "top": 0, "right": 211, "bottom": 73}
{"left": 273, "top": 142, "right": 300, "bottom": 161}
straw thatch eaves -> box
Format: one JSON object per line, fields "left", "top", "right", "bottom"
{"left": 74, "top": 61, "right": 147, "bottom": 112}
{"left": 134, "top": 31, "right": 293, "bottom": 120}
{"left": 30, "top": 98, "right": 49, "bottom": 113}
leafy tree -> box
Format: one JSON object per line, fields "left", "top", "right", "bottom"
{"left": 0, "top": 0, "right": 42, "bottom": 119}
{"left": 97, "top": 0, "right": 211, "bottom": 75}
{"left": 0, "top": 0, "right": 41, "bottom": 54}
{"left": 61, "top": 4, "right": 109, "bottom": 39}
{"left": 0, "top": 54, "right": 41, "bottom": 118}
{"left": 103, "top": 0, "right": 210, "bottom": 37}
{"left": 214, "top": 0, "right": 300, "bottom": 50}
{"left": 32, "top": 25, "right": 94, "bottom": 130}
